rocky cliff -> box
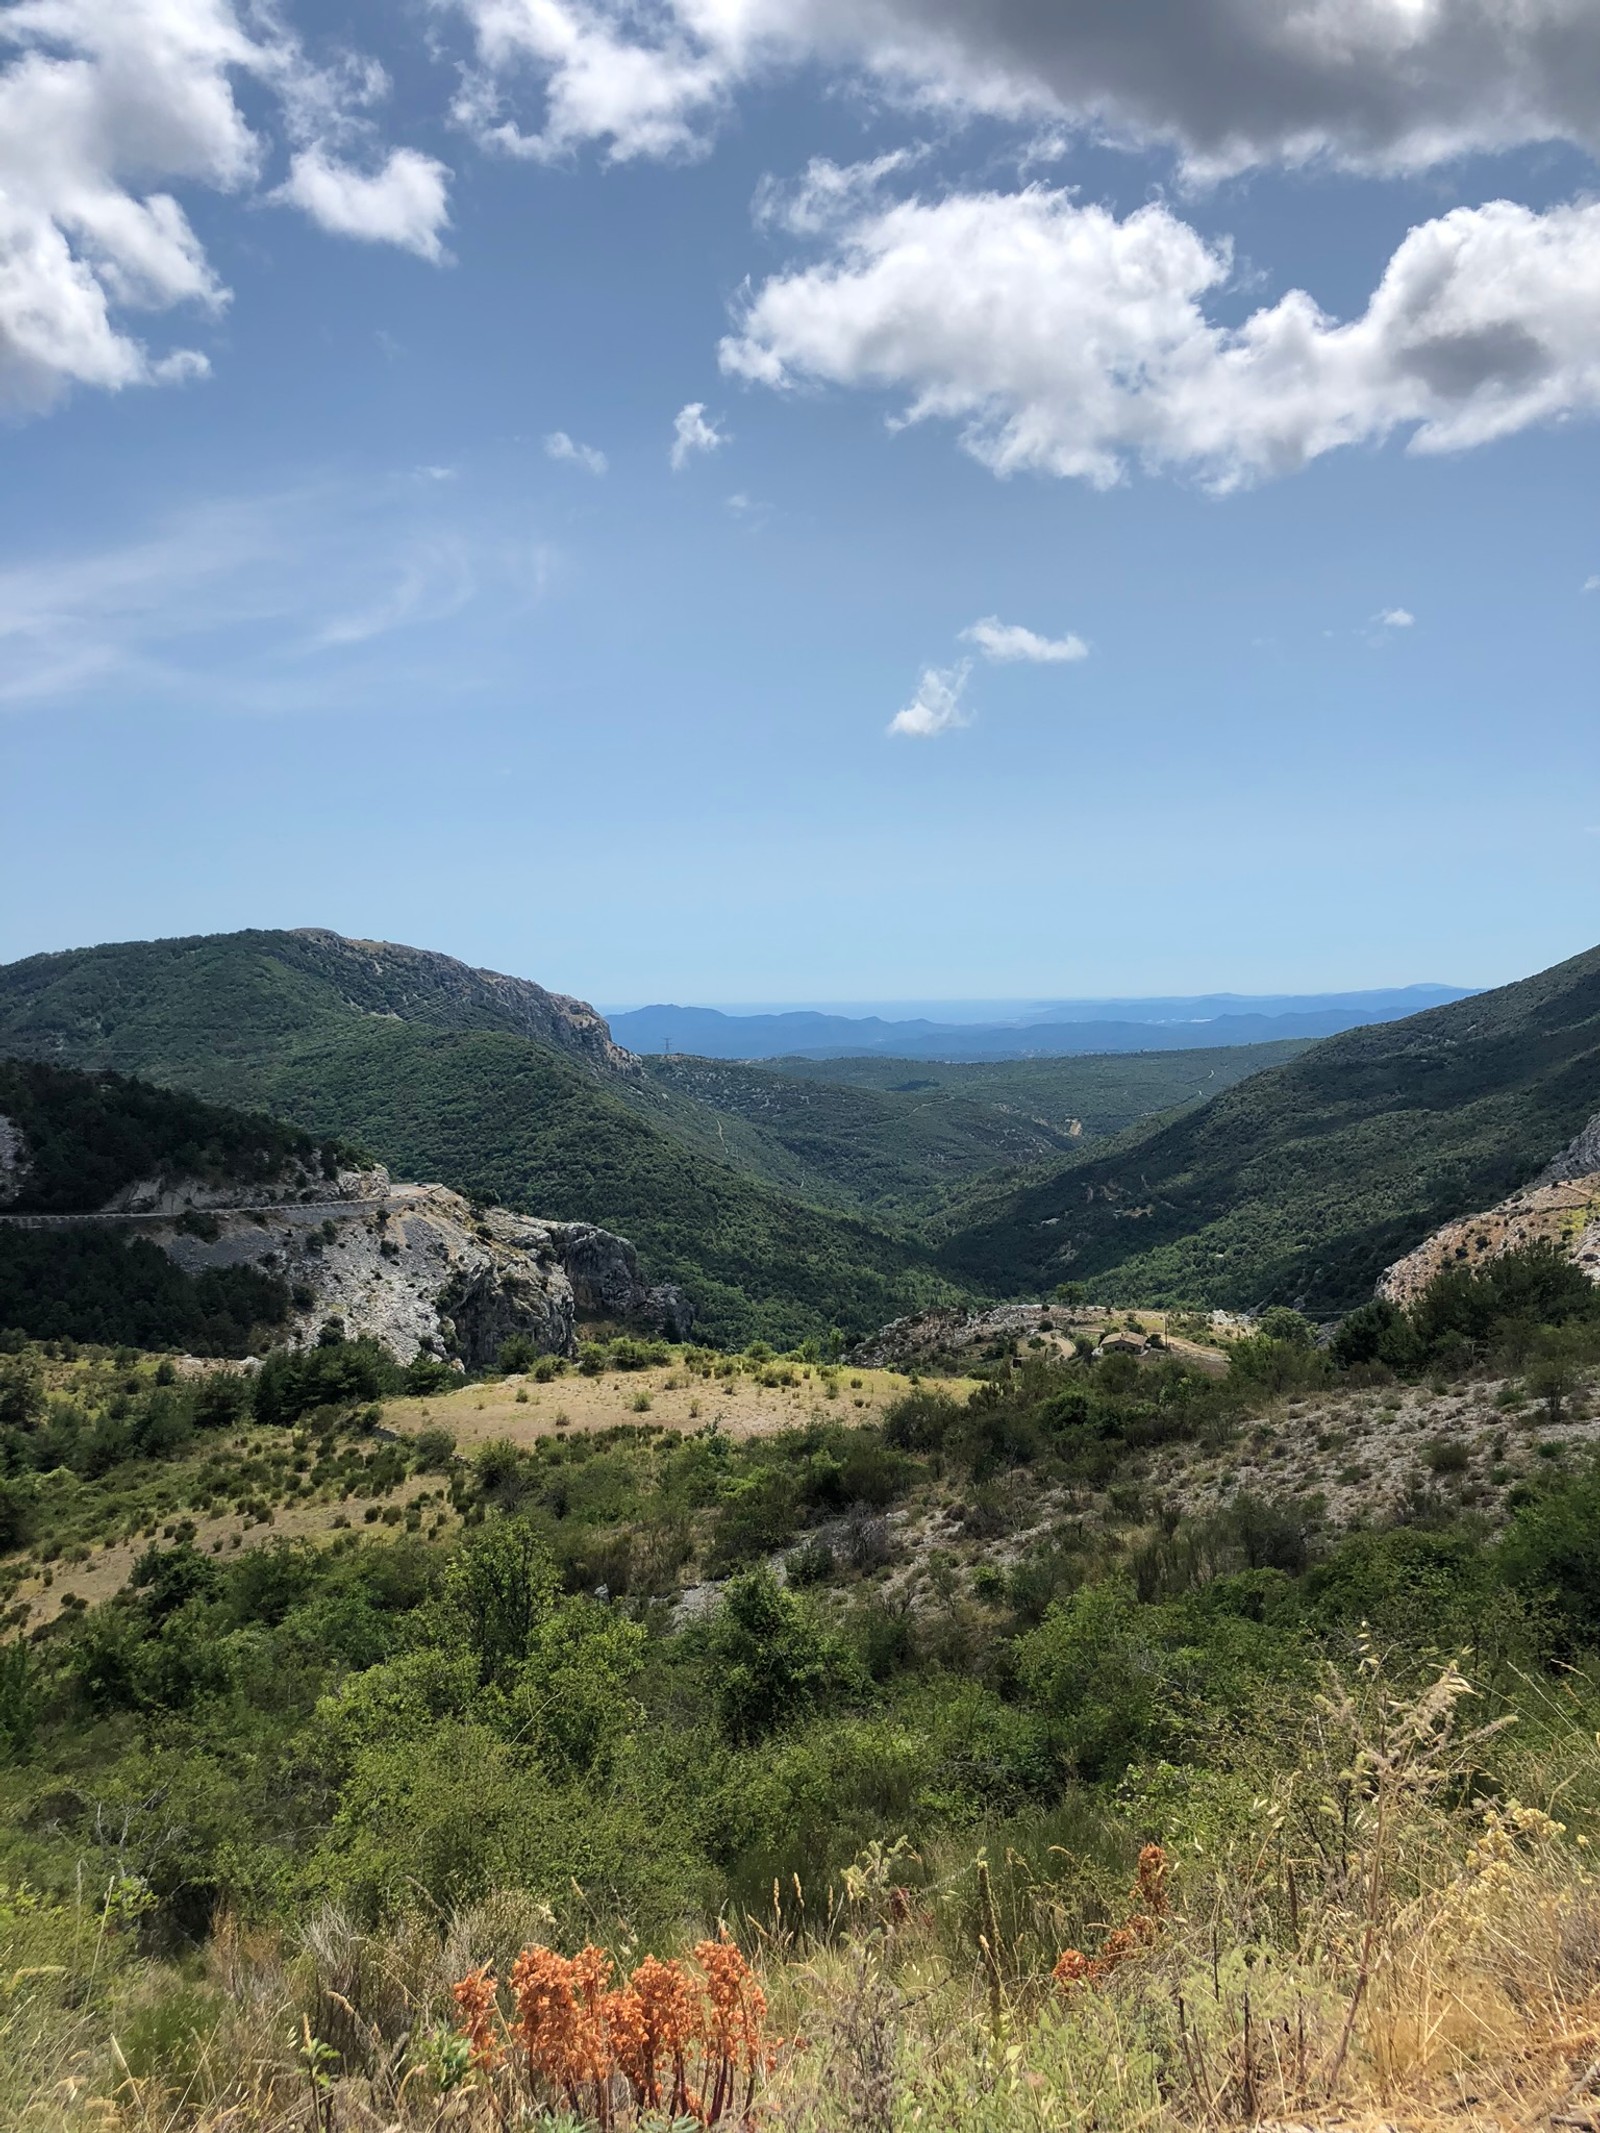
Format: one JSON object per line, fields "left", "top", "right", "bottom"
{"left": 0, "top": 1141, "right": 690, "bottom": 1366}
{"left": 282, "top": 929, "right": 637, "bottom": 1074}
{"left": 141, "top": 1175, "right": 689, "bottom": 1365}
{"left": 1378, "top": 1111, "right": 1600, "bottom": 1306}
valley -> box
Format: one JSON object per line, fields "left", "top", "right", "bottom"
{"left": 0, "top": 929, "right": 1309, "bottom": 1345}
{"left": 5, "top": 928, "right": 1600, "bottom": 2133}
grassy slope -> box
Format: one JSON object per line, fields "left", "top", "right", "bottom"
{"left": 0, "top": 939, "right": 968, "bottom": 1345}
{"left": 941, "top": 941, "right": 1600, "bottom": 1313}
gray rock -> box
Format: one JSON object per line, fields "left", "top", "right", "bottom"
{"left": 0, "top": 1114, "right": 28, "bottom": 1207}
{"left": 546, "top": 1222, "right": 694, "bottom": 1337}
{"left": 1540, "top": 1111, "right": 1600, "bottom": 1185}
{"left": 134, "top": 1179, "right": 689, "bottom": 1365}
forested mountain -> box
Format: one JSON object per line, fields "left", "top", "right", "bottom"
{"left": 0, "top": 936, "right": 959, "bottom": 1345}
{"left": 634, "top": 1042, "right": 1301, "bottom": 1222}
{"left": 942, "top": 940, "right": 1600, "bottom": 1312}
{"left": 15, "top": 923, "right": 1579, "bottom": 1333}
{"left": 0, "top": 930, "right": 1305, "bottom": 1342}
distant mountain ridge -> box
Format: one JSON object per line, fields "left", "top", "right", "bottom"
{"left": 608, "top": 986, "right": 1472, "bottom": 1062}
{"left": 940, "top": 941, "right": 1600, "bottom": 1315}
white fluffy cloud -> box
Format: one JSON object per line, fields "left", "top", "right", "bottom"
{"left": 278, "top": 147, "right": 451, "bottom": 261}
{"left": 669, "top": 400, "right": 728, "bottom": 468}
{"left": 888, "top": 660, "right": 969, "bottom": 738}
{"left": 962, "top": 615, "right": 1087, "bottom": 662}
{"left": 1375, "top": 606, "right": 1415, "bottom": 629}
{"left": 544, "top": 429, "right": 609, "bottom": 474}
{"left": 0, "top": 0, "right": 449, "bottom": 413}
{"left": 719, "top": 186, "right": 1600, "bottom": 490}
{"left": 444, "top": 0, "right": 1600, "bottom": 174}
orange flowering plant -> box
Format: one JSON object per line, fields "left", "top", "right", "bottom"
{"left": 451, "top": 1929, "right": 774, "bottom": 2127}
{"left": 1052, "top": 1843, "right": 1171, "bottom": 1994}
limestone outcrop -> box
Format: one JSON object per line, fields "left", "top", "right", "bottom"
{"left": 140, "top": 1179, "right": 690, "bottom": 1366}
{"left": 0, "top": 1136, "right": 690, "bottom": 1364}
{"left": 1378, "top": 1112, "right": 1600, "bottom": 1307}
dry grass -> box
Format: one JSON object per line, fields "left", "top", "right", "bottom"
{"left": 6, "top": 1360, "right": 978, "bottom": 1631}
{"left": 12, "top": 1655, "right": 1600, "bottom": 2132}
{"left": 379, "top": 1363, "right": 974, "bottom": 1451}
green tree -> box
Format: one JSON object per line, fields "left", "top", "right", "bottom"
{"left": 705, "top": 1567, "right": 859, "bottom": 1744}
{"left": 436, "top": 1519, "right": 559, "bottom": 1687}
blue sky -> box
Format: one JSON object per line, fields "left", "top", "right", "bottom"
{"left": 2, "top": 0, "right": 1598, "bottom": 1005}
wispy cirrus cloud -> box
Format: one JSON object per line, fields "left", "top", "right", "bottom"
{"left": 0, "top": 484, "right": 534, "bottom": 710}
{"left": 544, "top": 430, "right": 609, "bottom": 475}
{"left": 888, "top": 661, "right": 970, "bottom": 739}
{"left": 962, "top": 615, "right": 1087, "bottom": 663}
{"left": 670, "top": 402, "right": 729, "bottom": 469}
{"left": 311, "top": 536, "right": 477, "bottom": 647}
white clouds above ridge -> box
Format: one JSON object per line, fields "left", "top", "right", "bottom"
{"left": 720, "top": 187, "right": 1600, "bottom": 490}
{"left": 444, "top": 0, "right": 1600, "bottom": 174}
{"left": 0, "top": 0, "right": 450, "bottom": 412}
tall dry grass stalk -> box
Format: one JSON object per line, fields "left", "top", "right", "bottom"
{"left": 11, "top": 1651, "right": 1600, "bottom": 2131}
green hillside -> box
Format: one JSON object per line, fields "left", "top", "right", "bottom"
{"left": 940, "top": 940, "right": 1600, "bottom": 1313}
{"left": 189, "top": 1022, "right": 964, "bottom": 1345}
{"left": 0, "top": 935, "right": 967, "bottom": 1346}
{"left": 738, "top": 1044, "right": 1309, "bottom": 1219}
{"left": 631, "top": 1056, "right": 1080, "bottom": 1221}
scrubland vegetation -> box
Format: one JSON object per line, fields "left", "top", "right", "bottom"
{"left": 3, "top": 1244, "right": 1600, "bottom": 2125}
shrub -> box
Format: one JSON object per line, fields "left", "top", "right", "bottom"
{"left": 413, "top": 1426, "right": 458, "bottom": 1470}
{"left": 704, "top": 1567, "right": 861, "bottom": 1742}
{"left": 882, "top": 1388, "right": 961, "bottom": 1452}
{"left": 255, "top": 1339, "right": 396, "bottom": 1426}
{"left": 1423, "top": 1438, "right": 1471, "bottom": 1475}
{"left": 405, "top": 1353, "right": 456, "bottom": 1395}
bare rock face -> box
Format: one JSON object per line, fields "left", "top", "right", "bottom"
{"left": 852, "top": 1302, "right": 1057, "bottom": 1371}
{"left": 1539, "top": 1112, "right": 1600, "bottom": 1186}
{"left": 547, "top": 1221, "right": 694, "bottom": 1338}
{"left": 143, "top": 1180, "right": 689, "bottom": 1366}
{"left": 0, "top": 1115, "right": 28, "bottom": 1207}
{"left": 286, "top": 929, "right": 637, "bottom": 1075}
{"left": 1378, "top": 1111, "right": 1600, "bottom": 1306}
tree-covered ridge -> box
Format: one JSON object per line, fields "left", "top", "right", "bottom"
{"left": 0, "top": 1058, "right": 356, "bottom": 1215}
{"left": 214, "top": 1024, "right": 966, "bottom": 1348}
{"left": 942, "top": 938, "right": 1600, "bottom": 1312}
{"left": 636, "top": 1042, "right": 1306, "bottom": 1225}
{"left": 0, "top": 927, "right": 627, "bottom": 1076}
{"left": 0, "top": 929, "right": 1327, "bottom": 1346}
{"left": 0, "top": 936, "right": 978, "bottom": 1345}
